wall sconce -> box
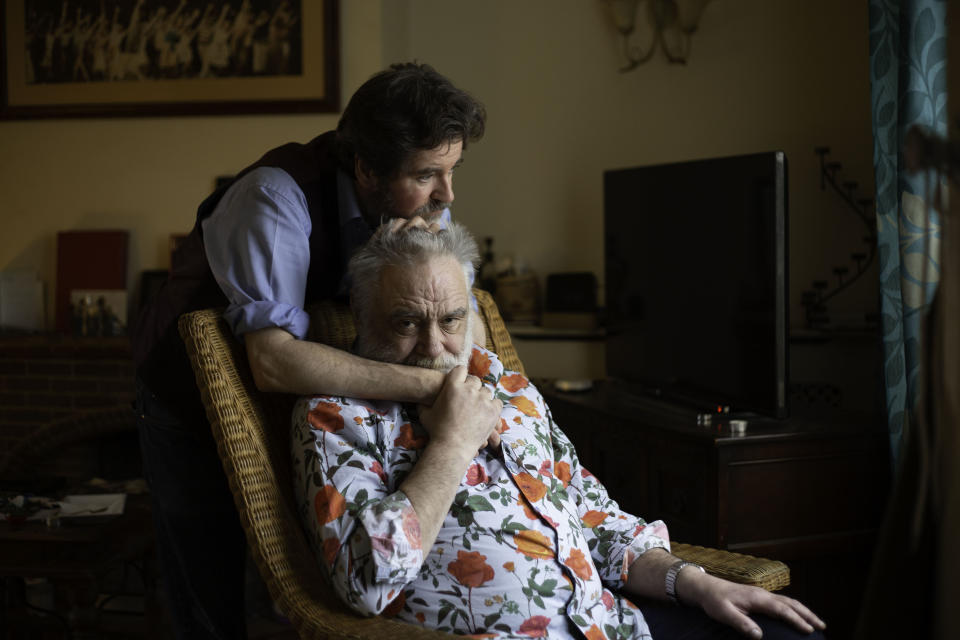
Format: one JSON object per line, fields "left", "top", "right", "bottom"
{"left": 602, "top": 0, "right": 713, "bottom": 71}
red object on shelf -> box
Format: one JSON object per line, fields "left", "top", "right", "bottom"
{"left": 55, "top": 230, "right": 129, "bottom": 333}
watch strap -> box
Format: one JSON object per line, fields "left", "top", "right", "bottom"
{"left": 665, "top": 560, "right": 705, "bottom": 605}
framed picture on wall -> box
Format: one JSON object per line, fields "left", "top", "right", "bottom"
{"left": 0, "top": 0, "right": 339, "bottom": 119}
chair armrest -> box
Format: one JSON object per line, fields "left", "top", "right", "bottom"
{"left": 671, "top": 542, "right": 790, "bottom": 592}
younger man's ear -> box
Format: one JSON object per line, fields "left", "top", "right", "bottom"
{"left": 354, "top": 156, "right": 377, "bottom": 191}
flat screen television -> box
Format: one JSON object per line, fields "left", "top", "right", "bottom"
{"left": 604, "top": 151, "right": 789, "bottom": 419}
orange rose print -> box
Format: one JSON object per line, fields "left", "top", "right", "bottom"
{"left": 415, "top": 612, "right": 426, "bottom": 623}
{"left": 382, "top": 590, "right": 406, "bottom": 617}
{"left": 564, "top": 547, "right": 593, "bottom": 580}
{"left": 513, "top": 530, "right": 555, "bottom": 560}
{"left": 495, "top": 418, "right": 510, "bottom": 434}
{"left": 503, "top": 561, "right": 515, "bottom": 572}
{"left": 510, "top": 396, "right": 541, "bottom": 418}
{"left": 468, "top": 349, "right": 491, "bottom": 378}
{"left": 321, "top": 537, "right": 340, "bottom": 566}
{"left": 514, "top": 472, "right": 547, "bottom": 502}
{"left": 500, "top": 373, "right": 529, "bottom": 392}
{"left": 518, "top": 615, "right": 551, "bottom": 637}
{"left": 394, "top": 422, "right": 428, "bottom": 449}
{"left": 447, "top": 550, "right": 495, "bottom": 588}
{"left": 585, "top": 624, "right": 606, "bottom": 640}
{"left": 401, "top": 508, "right": 421, "bottom": 550}
{"left": 582, "top": 510, "right": 608, "bottom": 528}
{"left": 307, "top": 401, "right": 344, "bottom": 433}
{"left": 555, "top": 461, "right": 572, "bottom": 487}
{"left": 314, "top": 484, "right": 346, "bottom": 524}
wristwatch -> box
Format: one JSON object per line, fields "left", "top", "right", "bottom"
{"left": 665, "top": 560, "right": 705, "bottom": 605}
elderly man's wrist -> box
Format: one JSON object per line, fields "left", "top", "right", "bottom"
{"left": 671, "top": 562, "right": 710, "bottom": 607}
{"left": 427, "top": 434, "right": 478, "bottom": 461}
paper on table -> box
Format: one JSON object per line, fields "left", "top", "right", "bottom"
{"left": 59, "top": 494, "right": 127, "bottom": 517}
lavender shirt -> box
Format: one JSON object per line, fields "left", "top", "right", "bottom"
{"left": 202, "top": 167, "right": 456, "bottom": 340}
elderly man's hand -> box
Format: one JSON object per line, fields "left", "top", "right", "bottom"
{"left": 418, "top": 365, "right": 503, "bottom": 459}
{"left": 683, "top": 570, "right": 825, "bottom": 638}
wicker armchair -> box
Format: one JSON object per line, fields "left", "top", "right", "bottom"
{"left": 178, "top": 289, "right": 788, "bottom": 639}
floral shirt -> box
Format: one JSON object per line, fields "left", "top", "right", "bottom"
{"left": 291, "top": 347, "right": 670, "bottom": 639}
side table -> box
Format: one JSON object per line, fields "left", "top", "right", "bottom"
{"left": 0, "top": 494, "right": 159, "bottom": 638}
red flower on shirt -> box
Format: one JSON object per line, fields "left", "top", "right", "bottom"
{"left": 307, "top": 401, "right": 344, "bottom": 433}
{"left": 518, "top": 615, "right": 551, "bottom": 637}
{"left": 447, "top": 550, "right": 495, "bottom": 588}
{"left": 401, "top": 507, "right": 421, "bottom": 550}
{"left": 465, "top": 462, "right": 489, "bottom": 486}
{"left": 585, "top": 624, "right": 607, "bottom": 640}
{"left": 601, "top": 590, "right": 615, "bottom": 610}
{"left": 468, "top": 349, "right": 492, "bottom": 378}
{"left": 582, "top": 510, "right": 608, "bottom": 528}
{"left": 394, "top": 422, "right": 427, "bottom": 449}
{"left": 514, "top": 472, "right": 547, "bottom": 503}
{"left": 564, "top": 548, "right": 594, "bottom": 580}
{"left": 321, "top": 537, "right": 340, "bottom": 566}
{"left": 500, "top": 373, "right": 529, "bottom": 392}
{"left": 314, "top": 485, "right": 346, "bottom": 524}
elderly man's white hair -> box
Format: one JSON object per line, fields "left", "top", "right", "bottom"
{"left": 349, "top": 221, "right": 479, "bottom": 326}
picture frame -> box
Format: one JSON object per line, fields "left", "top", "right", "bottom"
{"left": 1, "top": 0, "right": 339, "bottom": 119}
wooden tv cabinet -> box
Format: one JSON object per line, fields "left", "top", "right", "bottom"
{"left": 541, "top": 381, "right": 890, "bottom": 636}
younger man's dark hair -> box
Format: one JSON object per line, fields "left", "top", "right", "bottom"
{"left": 336, "top": 62, "right": 486, "bottom": 178}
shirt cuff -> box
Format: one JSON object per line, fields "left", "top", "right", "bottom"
{"left": 224, "top": 301, "right": 310, "bottom": 339}
{"left": 616, "top": 520, "right": 672, "bottom": 587}
{"left": 356, "top": 491, "right": 424, "bottom": 583}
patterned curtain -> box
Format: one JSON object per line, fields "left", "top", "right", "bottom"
{"left": 869, "top": 0, "right": 947, "bottom": 467}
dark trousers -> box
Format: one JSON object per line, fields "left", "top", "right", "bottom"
{"left": 636, "top": 599, "right": 828, "bottom": 640}
{"left": 135, "top": 378, "right": 248, "bottom": 639}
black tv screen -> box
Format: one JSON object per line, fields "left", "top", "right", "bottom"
{"left": 604, "top": 151, "right": 789, "bottom": 419}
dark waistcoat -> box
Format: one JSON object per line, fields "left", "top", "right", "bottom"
{"left": 132, "top": 131, "right": 347, "bottom": 421}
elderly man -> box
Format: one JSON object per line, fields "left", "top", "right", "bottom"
{"left": 292, "top": 224, "right": 826, "bottom": 640}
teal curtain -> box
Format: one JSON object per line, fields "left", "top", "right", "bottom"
{"left": 869, "top": 0, "right": 947, "bottom": 467}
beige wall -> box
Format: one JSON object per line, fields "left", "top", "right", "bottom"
{"left": 0, "top": 0, "right": 382, "bottom": 327}
{"left": 0, "top": 0, "right": 876, "bottom": 335}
